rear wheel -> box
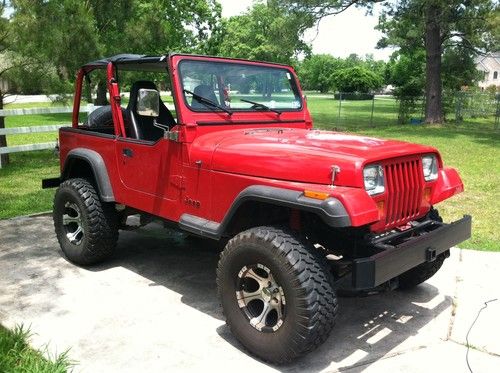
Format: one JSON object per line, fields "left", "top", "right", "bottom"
{"left": 216, "top": 226, "right": 338, "bottom": 364}
{"left": 53, "top": 178, "right": 118, "bottom": 265}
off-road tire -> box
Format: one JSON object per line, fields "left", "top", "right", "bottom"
{"left": 398, "top": 253, "right": 446, "bottom": 289}
{"left": 85, "top": 105, "right": 127, "bottom": 127}
{"left": 216, "top": 226, "right": 338, "bottom": 364}
{"left": 53, "top": 178, "right": 118, "bottom": 265}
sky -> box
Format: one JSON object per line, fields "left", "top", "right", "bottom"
{"left": 218, "top": 0, "right": 395, "bottom": 61}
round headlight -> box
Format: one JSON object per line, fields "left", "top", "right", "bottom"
{"left": 363, "top": 165, "right": 385, "bottom": 195}
{"left": 422, "top": 155, "right": 438, "bottom": 181}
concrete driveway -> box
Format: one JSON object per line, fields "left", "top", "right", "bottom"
{"left": 1, "top": 214, "right": 499, "bottom": 372}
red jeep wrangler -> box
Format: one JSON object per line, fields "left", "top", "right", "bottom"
{"left": 43, "top": 54, "right": 471, "bottom": 363}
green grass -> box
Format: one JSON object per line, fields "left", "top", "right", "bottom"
{"left": 5, "top": 113, "right": 71, "bottom": 146}
{"left": 0, "top": 151, "right": 59, "bottom": 219}
{"left": 0, "top": 324, "right": 72, "bottom": 373}
{"left": 307, "top": 95, "right": 497, "bottom": 130}
{"left": 0, "top": 97, "right": 498, "bottom": 250}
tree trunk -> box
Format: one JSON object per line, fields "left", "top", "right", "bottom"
{"left": 424, "top": 2, "right": 443, "bottom": 124}
{"left": 0, "top": 93, "right": 9, "bottom": 167}
{"left": 95, "top": 80, "right": 109, "bottom": 105}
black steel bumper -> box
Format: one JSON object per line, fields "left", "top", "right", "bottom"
{"left": 352, "top": 215, "right": 472, "bottom": 290}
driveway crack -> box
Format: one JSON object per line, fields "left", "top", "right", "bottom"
{"left": 446, "top": 248, "right": 463, "bottom": 341}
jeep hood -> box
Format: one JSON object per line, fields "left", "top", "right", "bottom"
{"left": 193, "top": 128, "right": 437, "bottom": 187}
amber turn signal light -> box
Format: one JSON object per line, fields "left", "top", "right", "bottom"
{"left": 376, "top": 201, "right": 385, "bottom": 217}
{"left": 423, "top": 187, "right": 432, "bottom": 202}
{"left": 303, "top": 190, "right": 330, "bottom": 200}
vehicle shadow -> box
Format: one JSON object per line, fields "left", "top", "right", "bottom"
{"left": 91, "top": 222, "right": 453, "bottom": 372}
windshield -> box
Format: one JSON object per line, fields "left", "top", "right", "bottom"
{"left": 179, "top": 60, "right": 302, "bottom": 112}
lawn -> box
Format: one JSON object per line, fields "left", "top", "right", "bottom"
{"left": 0, "top": 150, "right": 59, "bottom": 219}
{"left": 0, "top": 96, "right": 498, "bottom": 250}
{"left": 0, "top": 324, "right": 72, "bottom": 372}
{"left": 306, "top": 94, "right": 497, "bottom": 130}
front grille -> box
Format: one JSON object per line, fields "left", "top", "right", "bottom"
{"left": 384, "top": 158, "right": 423, "bottom": 228}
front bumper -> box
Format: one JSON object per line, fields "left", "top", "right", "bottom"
{"left": 351, "top": 215, "right": 472, "bottom": 290}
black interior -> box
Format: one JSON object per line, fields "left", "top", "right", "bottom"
{"left": 127, "top": 80, "right": 176, "bottom": 141}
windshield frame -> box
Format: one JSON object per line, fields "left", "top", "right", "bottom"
{"left": 178, "top": 59, "right": 304, "bottom": 114}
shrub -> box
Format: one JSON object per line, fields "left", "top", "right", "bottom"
{"left": 330, "top": 66, "right": 383, "bottom": 94}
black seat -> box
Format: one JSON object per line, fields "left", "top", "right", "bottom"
{"left": 191, "top": 84, "right": 219, "bottom": 109}
{"left": 127, "top": 81, "right": 176, "bottom": 141}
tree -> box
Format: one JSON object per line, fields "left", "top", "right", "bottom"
{"left": 218, "top": 1, "right": 313, "bottom": 64}
{"left": 297, "top": 53, "right": 386, "bottom": 92}
{"left": 331, "top": 65, "right": 383, "bottom": 93}
{"left": 281, "top": 0, "right": 497, "bottom": 123}
{"left": 0, "top": 1, "right": 54, "bottom": 166}
{"left": 487, "top": 8, "right": 500, "bottom": 50}
{"left": 298, "top": 54, "right": 342, "bottom": 92}
{"left": 11, "top": 0, "right": 223, "bottom": 104}
{"left": 377, "top": 0, "right": 496, "bottom": 123}
{"left": 386, "top": 51, "right": 426, "bottom": 98}
{"left": 385, "top": 50, "right": 426, "bottom": 123}
{"left": 361, "top": 54, "right": 387, "bottom": 80}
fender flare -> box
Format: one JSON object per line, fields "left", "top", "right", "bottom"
{"left": 62, "top": 148, "right": 115, "bottom": 202}
{"left": 179, "top": 185, "right": 351, "bottom": 239}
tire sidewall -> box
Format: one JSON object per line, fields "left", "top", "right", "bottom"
{"left": 219, "top": 236, "right": 308, "bottom": 361}
{"left": 54, "top": 183, "right": 92, "bottom": 264}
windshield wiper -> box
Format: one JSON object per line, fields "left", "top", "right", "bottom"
{"left": 240, "top": 98, "right": 282, "bottom": 115}
{"left": 183, "top": 89, "right": 233, "bottom": 116}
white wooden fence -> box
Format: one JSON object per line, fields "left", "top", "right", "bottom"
{"left": 0, "top": 105, "right": 100, "bottom": 168}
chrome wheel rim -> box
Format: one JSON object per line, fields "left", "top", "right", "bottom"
{"left": 236, "top": 264, "right": 286, "bottom": 332}
{"left": 62, "top": 202, "right": 84, "bottom": 245}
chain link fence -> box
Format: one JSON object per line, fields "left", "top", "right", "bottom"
{"left": 454, "top": 91, "right": 499, "bottom": 130}
{"left": 308, "top": 91, "right": 499, "bottom": 130}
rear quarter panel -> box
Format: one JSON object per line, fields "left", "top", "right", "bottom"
{"left": 59, "top": 129, "right": 125, "bottom": 202}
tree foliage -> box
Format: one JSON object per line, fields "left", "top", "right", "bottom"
{"left": 298, "top": 54, "right": 342, "bottom": 92}
{"left": 10, "top": 0, "right": 223, "bottom": 101}
{"left": 218, "top": 1, "right": 313, "bottom": 64}
{"left": 298, "top": 53, "right": 386, "bottom": 92}
{"left": 377, "top": 0, "right": 496, "bottom": 54}
{"left": 386, "top": 51, "right": 426, "bottom": 98}
{"left": 282, "top": 0, "right": 498, "bottom": 123}
{"left": 378, "top": 0, "right": 497, "bottom": 123}
{"left": 0, "top": 1, "right": 57, "bottom": 165}
{"left": 330, "top": 65, "right": 383, "bottom": 93}
{"left": 280, "top": 0, "right": 383, "bottom": 19}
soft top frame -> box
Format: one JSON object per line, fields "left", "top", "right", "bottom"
{"left": 80, "top": 53, "right": 293, "bottom": 74}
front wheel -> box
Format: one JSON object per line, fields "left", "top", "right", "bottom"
{"left": 53, "top": 178, "right": 118, "bottom": 265}
{"left": 216, "top": 226, "right": 338, "bottom": 364}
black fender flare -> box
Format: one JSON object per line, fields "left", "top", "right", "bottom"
{"left": 62, "top": 148, "right": 115, "bottom": 202}
{"left": 179, "top": 185, "right": 351, "bottom": 239}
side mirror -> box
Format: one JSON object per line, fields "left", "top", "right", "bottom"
{"left": 136, "top": 88, "right": 159, "bottom": 117}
